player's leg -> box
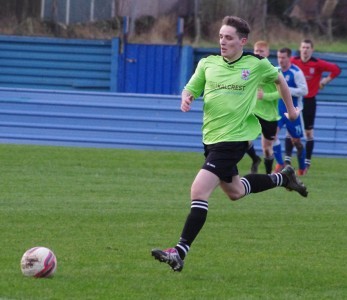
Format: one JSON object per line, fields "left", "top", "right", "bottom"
{"left": 152, "top": 142, "right": 246, "bottom": 271}
{"left": 273, "top": 121, "right": 284, "bottom": 172}
{"left": 273, "top": 138, "right": 284, "bottom": 171}
{"left": 258, "top": 117, "right": 277, "bottom": 174}
{"left": 292, "top": 138, "right": 306, "bottom": 175}
{"left": 151, "top": 142, "right": 308, "bottom": 271}
{"left": 305, "top": 129, "right": 314, "bottom": 168}
{"left": 151, "top": 169, "right": 219, "bottom": 272}
{"left": 302, "top": 97, "right": 316, "bottom": 169}
{"left": 261, "top": 136, "right": 275, "bottom": 174}
{"left": 286, "top": 115, "right": 307, "bottom": 174}
{"left": 247, "top": 141, "right": 261, "bottom": 174}
{"left": 284, "top": 133, "right": 293, "bottom": 165}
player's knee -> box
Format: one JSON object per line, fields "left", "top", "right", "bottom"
{"left": 264, "top": 148, "right": 272, "bottom": 157}
{"left": 305, "top": 130, "right": 314, "bottom": 139}
{"left": 226, "top": 191, "right": 243, "bottom": 201}
{"left": 294, "top": 141, "right": 303, "bottom": 150}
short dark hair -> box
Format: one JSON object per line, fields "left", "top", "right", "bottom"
{"left": 278, "top": 47, "right": 292, "bottom": 57}
{"left": 302, "top": 39, "right": 314, "bottom": 48}
{"left": 222, "top": 16, "right": 251, "bottom": 39}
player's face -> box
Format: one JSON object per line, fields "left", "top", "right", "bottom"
{"left": 300, "top": 42, "right": 313, "bottom": 62}
{"left": 254, "top": 45, "right": 269, "bottom": 58}
{"left": 277, "top": 52, "right": 290, "bottom": 71}
{"left": 219, "top": 25, "right": 247, "bottom": 61}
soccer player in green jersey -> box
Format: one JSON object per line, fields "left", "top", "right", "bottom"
{"left": 151, "top": 16, "right": 307, "bottom": 272}
{"left": 246, "top": 40, "right": 281, "bottom": 174}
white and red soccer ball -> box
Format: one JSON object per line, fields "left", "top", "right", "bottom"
{"left": 20, "top": 247, "right": 57, "bottom": 278}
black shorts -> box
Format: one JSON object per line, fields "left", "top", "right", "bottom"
{"left": 256, "top": 115, "right": 278, "bottom": 140}
{"left": 202, "top": 141, "right": 248, "bottom": 183}
{"left": 302, "top": 97, "right": 316, "bottom": 130}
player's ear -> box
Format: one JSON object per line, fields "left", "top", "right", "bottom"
{"left": 240, "top": 37, "right": 248, "bottom": 46}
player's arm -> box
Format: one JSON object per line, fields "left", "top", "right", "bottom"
{"left": 181, "top": 90, "right": 194, "bottom": 112}
{"left": 258, "top": 88, "right": 280, "bottom": 101}
{"left": 181, "top": 59, "right": 206, "bottom": 112}
{"left": 274, "top": 73, "right": 300, "bottom": 121}
{"left": 290, "top": 69, "right": 308, "bottom": 97}
{"left": 319, "top": 60, "right": 342, "bottom": 88}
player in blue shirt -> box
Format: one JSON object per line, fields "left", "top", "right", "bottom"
{"left": 273, "top": 48, "right": 308, "bottom": 175}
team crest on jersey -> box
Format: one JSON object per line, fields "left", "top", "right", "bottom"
{"left": 241, "top": 69, "right": 250, "bottom": 80}
{"left": 310, "top": 67, "right": 315, "bottom": 74}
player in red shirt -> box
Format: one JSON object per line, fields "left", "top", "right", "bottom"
{"left": 290, "top": 39, "right": 341, "bottom": 172}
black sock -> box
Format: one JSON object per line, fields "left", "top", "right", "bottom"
{"left": 264, "top": 156, "right": 274, "bottom": 174}
{"left": 175, "top": 199, "right": 208, "bottom": 259}
{"left": 247, "top": 144, "right": 258, "bottom": 162}
{"left": 306, "top": 139, "right": 314, "bottom": 160}
{"left": 285, "top": 137, "right": 293, "bottom": 157}
{"left": 241, "top": 173, "right": 288, "bottom": 194}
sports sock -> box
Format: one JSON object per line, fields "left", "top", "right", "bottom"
{"left": 247, "top": 143, "right": 259, "bottom": 162}
{"left": 175, "top": 199, "right": 208, "bottom": 259}
{"left": 285, "top": 136, "right": 293, "bottom": 157}
{"left": 284, "top": 156, "right": 292, "bottom": 165}
{"left": 273, "top": 139, "right": 284, "bottom": 165}
{"left": 264, "top": 155, "right": 274, "bottom": 174}
{"left": 296, "top": 142, "right": 306, "bottom": 170}
{"left": 241, "top": 173, "right": 288, "bottom": 195}
{"left": 306, "top": 139, "right": 314, "bottom": 160}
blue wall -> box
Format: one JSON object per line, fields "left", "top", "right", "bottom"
{"left": 0, "top": 87, "right": 346, "bottom": 157}
{"left": 0, "top": 35, "right": 346, "bottom": 157}
{"left": 0, "top": 35, "right": 117, "bottom": 91}
{"left": 0, "top": 35, "right": 185, "bottom": 94}
{"left": 0, "top": 35, "right": 346, "bottom": 99}
{"left": 117, "top": 43, "right": 182, "bottom": 94}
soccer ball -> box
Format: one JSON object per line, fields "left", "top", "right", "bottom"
{"left": 20, "top": 247, "right": 57, "bottom": 278}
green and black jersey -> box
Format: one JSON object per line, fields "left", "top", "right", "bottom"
{"left": 184, "top": 53, "right": 279, "bottom": 144}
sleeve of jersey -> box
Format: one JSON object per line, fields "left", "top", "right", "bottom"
{"left": 319, "top": 59, "right": 342, "bottom": 79}
{"left": 290, "top": 69, "right": 308, "bottom": 97}
{"left": 259, "top": 59, "right": 279, "bottom": 84}
{"left": 183, "top": 59, "right": 206, "bottom": 98}
{"left": 259, "top": 60, "right": 280, "bottom": 101}
{"left": 262, "top": 89, "right": 280, "bottom": 101}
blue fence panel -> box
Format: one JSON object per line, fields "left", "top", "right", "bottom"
{"left": 0, "top": 35, "right": 117, "bottom": 91}
{"left": 0, "top": 36, "right": 183, "bottom": 94}
{"left": 0, "top": 87, "right": 346, "bottom": 157}
{"left": 118, "top": 44, "right": 181, "bottom": 94}
{"left": 0, "top": 36, "right": 346, "bottom": 98}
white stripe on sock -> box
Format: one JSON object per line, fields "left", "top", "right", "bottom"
{"left": 191, "top": 200, "right": 208, "bottom": 211}
{"left": 241, "top": 178, "right": 251, "bottom": 195}
{"left": 177, "top": 242, "right": 190, "bottom": 254}
{"left": 274, "top": 173, "right": 283, "bottom": 186}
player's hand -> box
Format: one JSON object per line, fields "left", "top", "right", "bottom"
{"left": 319, "top": 77, "right": 330, "bottom": 89}
{"left": 181, "top": 94, "right": 194, "bottom": 112}
{"left": 284, "top": 107, "right": 301, "bottom": 121}
{"left": 257, "top": 88, "right": 264, "bottom": 100}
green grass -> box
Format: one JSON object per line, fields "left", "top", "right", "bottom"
{"left": 1, "top": 144, "right": 346, "bottom": 299}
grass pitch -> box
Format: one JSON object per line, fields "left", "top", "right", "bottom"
{"left": 1, "top": 144, "right": 346, "bottom": 299}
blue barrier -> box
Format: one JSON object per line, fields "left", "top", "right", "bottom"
{"left": 0, "top": 35, "right": 118, "bottom": 91}
{"left": 0, "top": 87, "right": 346, "bottom": 157}
{"left": 1, "top": 35, "right": 346, "bottom": 98}
{"left": 0, "top": 35, "right": 185, "bottom": 94}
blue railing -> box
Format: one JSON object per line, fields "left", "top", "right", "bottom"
{"left": 0, "top": 87, "right": 346, "bottom": 157}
